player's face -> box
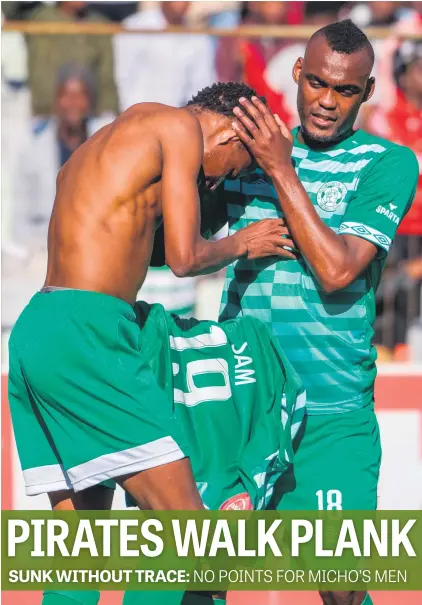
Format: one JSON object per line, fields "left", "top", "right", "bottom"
{"left": 293, "top": 37, "right": 375, "bottom": 146}
{"left": 202, "top": 118, "right": 254, "bottom": 191}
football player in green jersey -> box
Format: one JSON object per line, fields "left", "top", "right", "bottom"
{"left": 219, "top": 19, "right": 419, "bottom": 605}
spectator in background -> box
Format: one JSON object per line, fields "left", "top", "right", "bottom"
{"left": 114, "top": 1, "right": 215, "bottom": 110}
{"left": 264, "top": 2, "right": 347, "bottom": 126}
{"left": 23, "top": 1, "right": 117, "bottom": 117}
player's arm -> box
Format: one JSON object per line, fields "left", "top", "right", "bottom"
{"left": 233, "top": 96, "right": 419, "bottom": 293}
{"left": 160, "top": 111, "right": 295, "bottom": 277}
{"left": 268, "top": 172, "right": 378, "bottom": 293}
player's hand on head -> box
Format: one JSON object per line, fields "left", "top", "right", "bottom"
{"left": 232, "top": 96, "right": 293, "bottom": 176}
{"left": 240, "top": 218, "right": 298, "bottom": 260}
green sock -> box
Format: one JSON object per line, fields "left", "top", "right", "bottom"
{"left": 42, "top": 591, "right": 100, "bottom": 605}
{"left": 123, "top": 590, "right": 185, "bottom": 605}
{"left": 361, "top": 595, "right": 373, "bottom": 605}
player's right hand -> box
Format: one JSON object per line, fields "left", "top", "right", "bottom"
{"left": 240, "top": 218, "right": 298, "bottom": 260}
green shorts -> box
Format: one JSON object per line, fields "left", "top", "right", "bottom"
{"left": 271, "top": 407, "right": 381, "bottom": 510}
{"left": 8, "top": 289, "right": 187, "bottom": 496}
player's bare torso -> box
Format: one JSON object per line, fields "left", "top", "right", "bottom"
{"left": 45, "top": 103, "right": 194, "bottom": 304}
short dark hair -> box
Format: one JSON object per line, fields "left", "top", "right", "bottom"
{"left": 314, "top": 19, "right": 374, "bottom": 64}
{"left": 187, "top": 82, "right": 258, "bottom": 117}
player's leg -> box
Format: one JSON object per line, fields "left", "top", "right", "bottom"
{"left": 111, "top": 460, "right": 205, "bottom": 516}
{"left": 42, "top": 480, "right": 204, "bottom": 605}
{"left": 272, "top": 407, "right": 381, "bottom": 605}
{"left": 8, "top": 291, "right": 205, "bottom": 605}
{"left": 118, "top": 459, "right": 203, "bottom": 510}
{"left": 48, "top": 485, "right": 114, "bottom": 510}
{"left": 11, "top": 290, "right": 204, "bottom": 511}
{"left": 42, "top": 488, "right": 113, "bottom": 605}
{"left": 8, "top": 337, "right": 108, "bottom": 605}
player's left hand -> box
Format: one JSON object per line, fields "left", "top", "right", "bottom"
{"left": 232, "top": 96, "right": 293, "bottom": 176}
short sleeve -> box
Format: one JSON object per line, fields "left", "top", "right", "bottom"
{"left": 339, "top": 146, "right": 419, "bottom": 254}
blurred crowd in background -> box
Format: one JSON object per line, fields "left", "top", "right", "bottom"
{"left": 2, "top": 1, "right": 422, "bottom": 363}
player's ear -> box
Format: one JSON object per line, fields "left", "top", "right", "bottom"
{"left": 215, "top": 127, "right": 239, "bottom": 146}
{"left": 363, "top": 77, "right": 375, "bottom": 103}
{"left": 292, "top": 57, "right": 303, "bottom": 85}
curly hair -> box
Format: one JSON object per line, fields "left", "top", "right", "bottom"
{"left": 187, "top": 82, "right": 259, "bottom": 116}
{"left": 314, "top": 19, "right": 374, "bottom": 65}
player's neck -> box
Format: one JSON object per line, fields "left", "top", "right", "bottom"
{"left": 186, "top": 106, "right": 212, "bottom": 149}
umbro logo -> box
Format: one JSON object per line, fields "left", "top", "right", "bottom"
{"left": 251, "top": 178, "right": 269, "bottom": 187}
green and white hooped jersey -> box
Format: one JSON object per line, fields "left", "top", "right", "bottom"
{"left": 220, "top": 128, "right": 418, "bottom": 414}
